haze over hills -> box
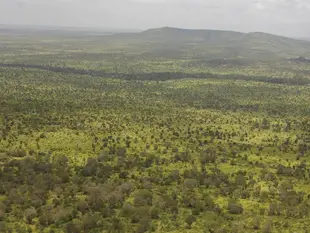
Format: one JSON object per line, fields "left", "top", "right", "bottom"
{"left": 111, "top": 27, "right": 310, "bottom": 60}
{"left": 298, "top": 37, "right": 310, "bottom": 41}
{"left": 1, "top": 25, "right": 310, "bottom": 62}
{"left": 0, "top": 24, "right": 139, "bottom": 36}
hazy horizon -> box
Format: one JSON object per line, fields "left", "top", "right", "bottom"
{"left": 1, "top": 0, "right": 310, "bottom": 38}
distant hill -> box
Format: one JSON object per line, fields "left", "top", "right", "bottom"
{"left": 296, "top": 37, "right": 310, "bottom": 41}
{"left": 110, "top": 27, "right": 310, "bottom": 60}
{"left": 0, "top": 25, "right": 139, "bottom": 36}
{"left": 139, "top": 27, "right": 244, "bottom": 43}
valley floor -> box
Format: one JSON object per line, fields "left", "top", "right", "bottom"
{"left": 1, "top": 31, "right": 310, "bottom": 233}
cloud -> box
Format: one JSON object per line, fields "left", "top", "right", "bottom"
{"left": 129, "top": 0, "right": 168, "bottom": 3}
{"left": 255, "top": 2, "right": 265, "bottom": 9}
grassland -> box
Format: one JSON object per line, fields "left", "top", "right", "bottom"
{"left": 1, "top": 27, "right": 310, "bottom": 233}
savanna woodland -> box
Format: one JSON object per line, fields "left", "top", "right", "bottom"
{"left": 2, "top": 27, "right": 310, "bottom": 233}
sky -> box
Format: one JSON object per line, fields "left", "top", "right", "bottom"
{"left": 0, "top": 0, "right": 310, "bottom": 37}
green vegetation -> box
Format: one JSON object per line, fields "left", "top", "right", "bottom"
{"left": 1, "top": 27, "right": 310, "bottom": 232}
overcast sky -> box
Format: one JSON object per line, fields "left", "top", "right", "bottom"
{"left": 0, "top": 0, "right": 310, "bottom": 37}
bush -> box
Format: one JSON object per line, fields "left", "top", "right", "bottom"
{"left": 0, "top": 209, "right": 5, "bottom": 221}
{"left": 184, "top": 179, "right": 198, "bottom": 189}
{"left": 24, "top": 207, "right": 37, "bottom": 223}
{"left": 122, "top": 203, "right": 134, "bottom": 217}
{"left": 134, "top": 190, "right": 153, "bottom": 207}
{"left": 262, "top": 219, "right": 273, "bottom": 233}
{"left": 109, "top": 217, "right": 125, "bottom": 233}
{"left": 185, "top": 215, "right": 196, "bottom": 228}
{"left": 136, "top": 217, "right": 151, "bottom": 233}
{"left": 228, "top": 202, "right": 243, "bottom": 215}
{"left": 150, "top": 207, "right": 160, "bottom": 219}
{"left": 66, "top": 219, "right": 83, "bottom": 233}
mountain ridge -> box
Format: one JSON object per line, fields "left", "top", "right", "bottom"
{"left": 111, "top": 27, "right": 310, "bottom": 59}
{"left": 126, "top": 27, "right": 307, "bottom": 42}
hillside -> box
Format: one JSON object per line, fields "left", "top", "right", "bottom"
{"left": 111, "top": 27, "right": 310, "bottom": 60}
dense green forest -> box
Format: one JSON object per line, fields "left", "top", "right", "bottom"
{"left": 1, "top": 27, "right": 310, "bottom": 233}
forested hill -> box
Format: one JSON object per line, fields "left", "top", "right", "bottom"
{"left": 111, "top": 27, "right": 310, "bottom": 59}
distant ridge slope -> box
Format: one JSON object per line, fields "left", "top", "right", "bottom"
{"left": 111, "top": 27, "right": 310, "bottom": 59}
{"left": 140, "top": 27, "right": 244, "bottom": 42}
